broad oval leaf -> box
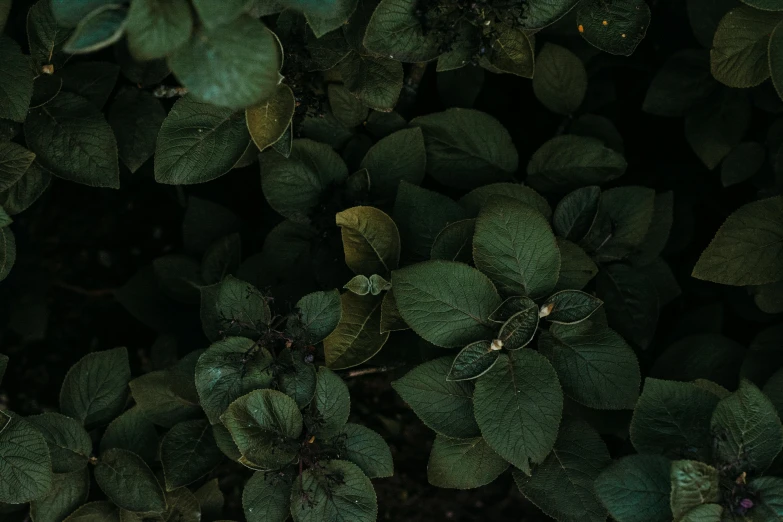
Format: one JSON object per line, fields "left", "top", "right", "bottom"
{"left": 459, "top": 183, "right": 552, "bottom": 221}
{"left": 0, "top": 142, "right": 35, "bottom": 193}
{"left": 276, "top": 349, "right": 317, "bottom": 409}
{"left": 336, "top": 206, "right": 401, "bottom": 276}
{"left": 553, "top": 187, "right": 601, "bottom": 242}
{"left": 243, "top": 470, "right": 292, "bottom": 522}
{"left": 576, "top": 0, "right": 650, "bottom": 56}
{"left": 161, "top": 419, "right": 224, "bottom": 491}
{"left": 125, "top": 0, "right": 193, "bottom": 60}
{"left": 392, "top": 260, "right": 501, "bottom": 348}
{"left": 473, "top": 350, "right": 564, "bottom": 474}
{"left": 473, "top": 197, "right": 561, "bottom": 299}
{"left": 338, "top": 423, "right": 393, "bottom": 479}
{"left": 293, "top": 289, "right": 342, "bottom": 344}
{"left": 94, "top": 448, "right": 166, "bottom": 513}
{"left": 323, "top": 292, "right": 389, "bottom": 370}
{"left": 0, "top": 413, "right": 53, "bottom": 504}
{"left": 290, "top": 460, "right": 377, "bottom": 522}
{"left": 363, "top": 0, "right": 441, "bottom": 62}
{"left": 310, "top": 367, "right": 350, "bottom": 439}
{"left": 168, "top": 16, "right": 281, "bottom": 109}
{"left": 0, "top": 37, "right": 34, "bottom": 123}
{"left": 431, "top": 219, "right": 475, "bottom": 264}
{"left": 428, "top": 435, "right": 509, "bottom": 490}
{"left": 594, "top": 454, "right": 673, "bottom": 522}
{"left": 155, "top": 96, "right": 249, "bottom": 185}
{"left": 100, "top": 407, "right": 159, "bottom": 465}
{"left": 27, "top": 412, "right": 92, "bottom": 473}
{"left": 246, "top": 83, "right": 296, "bottom": 153}
{"left": 30, "top": 468, "right": 90, "bottom": 522}
{"left": 448, "top": 340, "right": 501, "bottom": 382}
{"left": 533, "top": 43, "right": 587, "bottom": 115}
{"left": 360, "top": 127, "right": 426, "bottom": 200}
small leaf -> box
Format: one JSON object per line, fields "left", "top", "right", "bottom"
{"left": 0, "top": 142, "right": 36, "bottom": 193}
{"left": 542, "top": 290, "right": 603, "bottom": 325}
{"left": 243, "top": 471, "right": 292, "bottom": 522}
{"left": 392, "top": 357, "right": 480, "bottom": 439}
{"left": 670, "top": 460, "right": 720, "bottom": 519}
{"left": 27, "top": 412, "right": 92, "bottom": 473}
{"left": 222, "top": 389, "right": 303, "bottom": 469}
{"left": 95, "top": 448, "right": 166, "bottom": 513}
{"left": 155, "top": 96, "right": 249, "bottom": 185}
{"left": 63, "top": 4, "right": 128, "bottom": 54}
{"left": 310, "top": 367, "right": 350, "bottom": 439}
{"left": 161, "top": 419, "right": 223, "bottom": 491}
{"left": 323, "top": 293, "right": 389, "bottom": 370}
{"left": 200, "top": 276, "right": 272, "bottom": 341}
{"left": 553, "top": 186, "right": 601, "bottom": 242}
{"left": 533, "top": 43, "right": 587, "bottom": 114}
{"left": 428, "top": 435, "right": 509, "bottom": 489}
{"left": 290, "top": 460, "right": 377, "bottom": 522}
{"left": 99, "top": 407, "right": 159, "bottom": 465}
{"left": 59, "top": 347, "right": 130, "bottom": 427}
{"left": 431, "top": 219, "right": 475, "bottom": 264}
{"left": 448, "top": 340, "right": 501, "bottom": 381}
{"left": 339, "top": 51, "right": 403, "bottom": 111}
{"left": 576, "top": 0, "right": 650, "bottom": 56}
{"left": 474, "top": 350, "right": 564, "bottom": 474}
{"left": 125, "top": 0, "right": 193, "bottom": 60}
{"left": 338, "top": 423, "right": 393, "bottom": 479}
{"left": 336, "top": 206, "right": 401, "bottom": 277}
{"left": 0, "top": 413, "right": 53, "bottom": 503}
{"left": 594, "top": 455, "right": 673, "bottom": 522}
{"left": 483, "top": 23, "right": 534, "bottom": 77}
{"left": 294, "top": 289, "right": 342, "bottom": 344}
{"left": 246, "top": 83, "right": 296, "bottom": 153}
{"left": 498, "top": 305, "right": 539, "bottom": 350}
{"left": 276, "top": 349, "right": 317, "bottom": 409}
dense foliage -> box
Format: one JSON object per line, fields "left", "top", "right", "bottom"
{"left": 1, "top": 0, "right": 783, "bottom": 520}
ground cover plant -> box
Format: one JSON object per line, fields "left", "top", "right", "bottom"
{"left": 1, "top": 0, "right": 783, "bottom": 520}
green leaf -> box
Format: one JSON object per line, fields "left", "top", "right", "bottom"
{"left": 59, "top": 61, "right": 119, "bottom": 109}
{"left": 711, "top": 379, "right": 783, "bottom": 472}
{"left": 473, "top": 197, "right": 560, "bottom": 299}
{"left": 339, "top": 52, "right": 403, "bottom": 111}
{"left": 338, "top": 423, "right": 393, "bottom": 479}
{"left": 392, "top": 260, "right": 501, "bottom": 348}
{"left": 541, "top": 290, "right": 603, "bottom": 325}
{"left": 748, "top": 476, "right": 783, "bottom": 520}
{"left": 99, "top": 407, "right": 159, "bottom": 465}
{"left": 246, "top": 83, "right": 296, "bottom": 153}
{"left": 200, "top": 276, "right": 272, "bottom": 341}
{"left": 361, "top": 127, "right": 426, "bottom": 200}
{"left": 679, "top": 504, "right": 723, "bottom": 522}
{"left": 0, "top": 37, "right": 34, "bottom": 123}
{"left": 125, "top": 0, "right": 192, "bottom": 60}
{"left": 0, "top": 413, "right": 53, "bottom": 503}
{"left": 168, "top": 16, "right": 281, "bottom": 109}
{"left": 670, "top": 460, "right": 720, "bottom": 519}
{"left": 30, "top": 468, "right": 89, "bottom": 522}
{"left": 428, "top": 435, "right": 509, "bottom": 489}
{"left": 107, "top": 88, "right": 166, "bottom": 173}
{"left": 276, "top": 349, "right": 317, "bottom": 409}
{"left": 651, "top": 334, "right": 745, "bottom": 389}
{"left": 431, "top": 219, "right": 475, "bottom": 264}
{"left": 323, "top": 292, "right": 389, "bottom": 370}
{"left": 459, "top": 183, "right": 552, "bottom": 221}
{"left": 721, "top": 141, "right": 765, "bottom": 187}
{"left": 336, "top": 206, "right": 401, "bottom": 277}
{"left": 711, "top": 7, "right": 782, "bottom": 88}
{"left": 630, "top": 378, "right": 720, "bottom": 461}
{"left": 533, "top": 43, "right": 587, "bottom": 115}
{"left": 328, "top": 83, "right": 367, "bottom": 127}
{"left": 243, "top": 471, "right": 292, "bottom": 522}
{"left": 392, "top": 356, "right": 480, "bottom": 438}
{"left": 129, "top": 370, "right": 201, "bottom": 428}
{"left": 576, "top": 0, "right": 651, "bottom": 56}
{"left": 596, "top": 264, "right": 659, "bottom": 349}
{"left": 310, "top": 367, "right": 350, "bottom": 439}
{"left": 345, "top": 275, "right": 372, "bottom": 295}
{"left": 594, "top": 455, "right": 673, "bottom": 522}
{"left": 261, "top": 138, "right": 349, "bottom": 224}
{"left": 693, "top": 196, "right": 783, "bottom": 286}
{"left": 363, "top": 0, "right": 441, "bottom": 62}
{"left": 27, "top": 0, "right": 73, "bottom": 70}
{"left": 59, "top": 347, "right": 130, "bottom": 426}
{"left": 63, "top": 501, "right": 119, "bottom": 521}
{"left": 201, "top": 233, "right": 242, "bottom": 285}
{"left": 743, "top": 0, "right": 783, "bottom": 9}
{"left": 290, "top": 460, "right": 377, "bottom": 522}
{"left": 154, "top": 96, "right": 249, "bottom": 185}
{"left": 448, "top": 341, "right": 501, "bottom": 381}
{"left": 27, "top": 412, "right": 92, "bottom": 473}
{"left": 685, "top": 89, "right": 751, "bottom": 170}
{"left": 393, "top": 181, "right": 467, "bottom": 261}
{"left": 482, "top": 23, "right": 535, "bottom": 78}
{"left": 222, "top": 389, "right": 303, "bottom": 469}
{"left": 555, "top": 239, "right": 599, "bottom": 291}
{"left": 50, "top": 0, "right": 117, "bottom": 27}
{"left": 527, "top": 135, "right": 627, "bottom": 193}
{"left": 0, "top": 162, "right": 52, "bottom": 216}
{"left": 161, "top": 419, "right": 223, "bottom": 491}
{"left": 553, "top": 186, "right": 601, "bottom": 242}
{"left": 195, "top": 337, "right": 275, "bottom": 424}
{"left": 498, "top": 304, "right": 539, "bottom": 350}
{"left": 95, "top": 448, "right": 166, "bottom": 513}
{"left": 771, "top": 21, "right": 783, "bottom": 102}
{"left": 194, "top": 479, "right": 224, "bottom": 521}
{"left": 594, "top": 186, "right": 656, "bottom": 261}
{"left": 0, "top": 142, "right": 35, "bottom": 193}
{"left": 0, "top": 227, "right": 15, "bottom": 282}
{"left": 539, "top": 321, "right": 640, "bottom": 410}
{"left": 517, "top": 0, "right": 581, "bottom": 29}
{"left": 643, "top": 50, "right": 717, "bottom": 117}
{"left": 514, "top": 417, "right": 610, "bottom": 522}
{"left": 474, "top": 350, "right": 563, "bottom": 474}
{"left": 294, "top": 290, "right": 342, "bottom": 344}
{"left": 411, "top": 108, "right": 518, "bottom": 189}
{"left": 63, "top": 4, "right": 127, "bottom": 54}
{"left": 24, "top": 92, "right": 119, "bottom": 187}
{"left": 192, "top": 0, "right": 251, "bottom": 29}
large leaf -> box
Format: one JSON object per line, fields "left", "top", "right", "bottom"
{"left": 360, "top": 127, "right": 426, "bottom": 200}
{"left": 125, "top": 0, "right": 192, "bottom": 60}
{"left": 195, "top": 337, "right": 275, "bottom": 424}
{"left": 24, "top": 92, "right": 119, "bottom": 188}
{"left": 243, "top": 471, "right": 292, "bottom": 522}
{"left": 427, "top": 435, "right": 509, "bottom": 489}
{"left": 363, "top": 0, "right": 441, "bottom": 62}
{"left": 594, "top": 455, "right": 673, "bottom": 522}
{"left": 630, "top": 378, "right": 720, "bottom": 461}
{"left": 473, "top": 350, "right": 564, "bottom": 474}
{"left": 392, "top": 260, "right": 501, "bottom": 348}
{"left": 473, "top": 197, "right": 560, "bottom": 298}
{"left": 693, "top": 196, "right": 783, "bottom": 286}
{"left": 670, "top": 460, "right": 720, "bottom": 519}
{"left": 29, "top": 468, "right": 89, "bottom": 522}
{"left": 222, "top": 389, "right": 303, "bottom": 469}
{"left": 0, "top": 37, "right": 34, "bottom": 123}
{"left": 27, "top": 412, "right": 92, "bottom": 473}
{"left": 392, "top": 357, "right": 480, "bottom": 439}
{"left": 0, "top": 413, "right": 53, "bottom": 504}
{"left": 711, "top": 379, "right": 783, "bottom": 472}
{"left": 338, "top": 423, "right": 393, "bottom": 479}
{"left": 99, "top": 407, "right": 158, "bottom": 465}
{"left": 290, "top": 460, "right": 377, "bottom": 522}
{"left": 155, "top": 96, "right": 249, "bottom": 184}
{"left": 94, "top": 448, "right": 166, "bottom": 513}
{"left": 293, "top": 289, "right": 342, "bottom": 344}
{"left": 59, "top": 347, "right": 130, "bottom": 427}
{"left": 168, "top": 16, "right": 281, "bottom": 109}
{"left": 532, "top": 43, "right": 587, "bottom": 115}
{"left": 161, "top": 419, "right": 223, "bottom": 491}
{"left": 27, "top": 0, "right": 73, "bottom": 70}
{"left": 539, "top": 321, "right": 640, "bottom": 410}
{"left": 336, "top": 206, "right": 400, "bottom": 276}
{"left": 323, "top": 292, "right": 388, "bottom": 369}
{"left": 711, "top": 7, "right": 782, "bottom": 88}
{"left": 410, "top": 108, "right": 518, "bottom": 189}
{"left": 514, "top": 417, "right": 610, "bottom": 522}
{"left": 576, "top": 0, "right": 651, "bottom": 56}
{"left": 309, "top": 367, "right": 350, "bottom": 439}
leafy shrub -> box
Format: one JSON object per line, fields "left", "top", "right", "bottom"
{"left": 2, "top": 0, "right": 783, "bottom": 521}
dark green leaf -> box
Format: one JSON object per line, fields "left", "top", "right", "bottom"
{"left": 95, "top": 448, "right": 166, "bottom": 513}
{"left": 448, "top": 340, "right": 501, "bottom": 381}
{"left": 194, "top": 479, "right": 224, "bottom": 521}
{"left": 276, "top": 349, "right": 317, "bottom": 409}
{"left": 125, "top": 0, "right": 192, "bottom": 60}
{"left": 0, "top": 142, "right": 35, "bottom": 193}
{"left": 62, "top": 501, "right": 119, "bottom": 521}
{"left": 0, "top": 162, "right": 52, "bottom": 216}
{"left": 27, "top": 412, "right": 92, "bottom": 473}
{"left": 576, "top": 0, "right": 651, "bottom": 56}
{"left": 685, "top": 89, "right": 751, "bottom": 170}
{"left": 201, "top": 233, "right": 242, "bottom": 285}
{"left": 290, "top": 460, "right": 377, "bottom": 522}
{"left": 596, "top": 264, "right": 658, "bottom": 349}
{"left": 310, "top": 367, "right": 350, "bottom": 439}
{"left": 161, "top": 419, "right": 223, "bottom": 490}
{"left": 361, "top": 127, "right": 426, "bottom": 200}
{"left": 541, "top": 290, "right": 602, "bottom": 325}
{"left": 651, "top": 334, "right": 745, "bottom": 389}
{"left": 339, "top": 52, "right": 403, "bottom": 111}
{"left": 0, "top": 37, "right": 34, "bottom": 123}
{"left": 363, "top": 0, "right": 441, "bottom": 62}
{"left": 431, "top": 219, "right": 475, "bottom": 264}
{"left": 0, "top": 413, "right": 53, "bottom": 504}
{"left": 670, "top": 460, "right": 720, "bottom": 519}
{"left": 294, "top": 290, "right": 342, "bottom": 344}
{"left": 200, "top": 276, "right": 271, "bottom": 341}
{"left": 643, "top": 50, "right": 717, "bottom": 117}
{"left": 533, "top": 43, "right": 587, "bottom": 114}
{"left": 63, "top": 4, "right": 127, "bottom": 54}
{"left": 721, "top": 141, "right": 765, "bottom": 187}
{"left": 108, "top": 88, "right": 166, "bottom": 173}
{"left": 129, "top": 370, "right": 201, "bottom": 428}
{"left": 243, "top": 471, "right": 292, "bottom": 522}
{"left": 555, "top": 239, "right": 599, "bottom": 291}
{"left": 30, "top": 468, "right": 89, "bottom": 522}
{"left": 594, "top": 455, "right": 673, "bottom": 522}
{"left": 428, "top": 435, "right": 509, "bottom": 489}
{"left": 0, "top": 227, "right": 15, "bottom": 282}
{"left": 498, "top": 304, "right": 539, "bottom": 350}
{"left": 323, "top": 292, "right": 388, "bottom": 369}
{"left": 59, "top": 347, "right": 130, "bottom": 426}
{"left": 459, "top": 183, "right": 552, "bottom": 221}
{"left": 328, "top": 83, "right": 368, "bottom": 127}
{"left": 192, "top": 0, "right": 252, "bottom": 29}
{"left": 27, "top": 0, "right": 73, "bottom": 70}
{"left": 99, "top": 407, "right": 159, "bottom": 465}
{"left": 338, "top": 423, "right": 393, "bottom": 478}
{"left": 59, "top": 61, "right": 120, "bottom": 109}
{"left": 553, "top": 186, "right": 601, "bottom": 242}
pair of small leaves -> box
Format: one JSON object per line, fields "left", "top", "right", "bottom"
{"left": 345, "top": 274, "right": 391, "bottom": 296}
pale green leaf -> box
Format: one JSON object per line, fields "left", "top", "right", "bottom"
{"left": 336, "top": 206, "right": 401, "bottom": 277}
{"left": 323, "top": 293, "right": 389, "bottom": 370}
{"left": 246, "top": 83, "right": 296, "bottom": 153}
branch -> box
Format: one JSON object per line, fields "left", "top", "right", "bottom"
{"left": 341, "top": 364, "right": 403, "bottom": 378}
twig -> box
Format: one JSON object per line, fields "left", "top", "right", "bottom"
{"left": 341, "top": 365, "right": 403, "bottom": 378}
{"left": 53, "top": 281, "right": 115, "bottom": 297}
